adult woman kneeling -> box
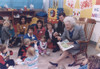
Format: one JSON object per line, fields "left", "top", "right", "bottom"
{"left": 49, "top": 17, "right": 86, "bottom": 67}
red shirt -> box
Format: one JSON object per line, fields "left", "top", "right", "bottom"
{"left": 33, "top": 26, "right": 46, "bottom": 40}
{"left": 0, "top": 55, "right": 5, "bottom": 65}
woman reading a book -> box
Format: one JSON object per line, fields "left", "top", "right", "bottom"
{"left": 49, "top": 17, "right": 86, "bottom": 67}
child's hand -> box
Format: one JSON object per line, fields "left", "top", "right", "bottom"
{"left": 33, "top": 40, "right": 37, "bottom": 44}
{"left": 6, "top": 64, "right": 9, "bottom": 67}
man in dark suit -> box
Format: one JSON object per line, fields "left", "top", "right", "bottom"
{"left": 53, "top": 12, "right": 66, "bottom": 52}
{"left": 0, "top": 16, "right": 4, "bottom": 44}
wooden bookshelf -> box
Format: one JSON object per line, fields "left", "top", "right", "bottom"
{"left": 0, "top": 9, "right": 43, "bottom": 24}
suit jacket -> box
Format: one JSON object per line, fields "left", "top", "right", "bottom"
{"left": 45, "top": 29, "right": 55, "bottom": 40}
{"left": 1, "top": 26, "right": 10, "bottom": 40}
{"left": 56, "top": 20, "right": 65, "bottom": 35}
{"left": 33, "top": 26, "right": 46, "bottom": 40}
{"left": 61, "top": 25, "right": 86, "bottom": 43}
{"left": 0, "top": 25, "right": 3, "bottom": 38}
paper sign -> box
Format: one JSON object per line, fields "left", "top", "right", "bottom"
{"left": 91, "top": 5, "right": 100, "bottom": 21}
{"left": 66, "top": 0, "right": 76, "bottom": 9}
{"left": 80, "top": 0, "right": 92, "bottom": 10}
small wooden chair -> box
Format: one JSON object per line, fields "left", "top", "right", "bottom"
{"left": 74, "top": 18, "right": 96, "bottom": 65}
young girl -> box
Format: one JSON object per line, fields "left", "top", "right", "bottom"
{"left": 45, "top": 23, "right": 56, "bottom": 49}
{"left": 18, "top": 38, "right": 31, "bottom": 61}
{"left": 38, "top": 36, "right": 48, "bottom": 55}
{"left": 1, "top": 21, "right": 11, "bottom": 46}
{"left": 0, "top": 44, "right": 15, "bottom": 69}
{"left": 17, "top": 41, "right": 39, "bottom": 69}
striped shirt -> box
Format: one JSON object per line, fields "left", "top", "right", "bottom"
{"left": 23, "top": 45, "right": 39, "bottom": 69}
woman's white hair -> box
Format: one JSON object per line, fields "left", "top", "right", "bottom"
{"left": 63, "top": 16, "right": 76, "bottom": 27}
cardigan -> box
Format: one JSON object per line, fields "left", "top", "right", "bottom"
{"left": 17, "top": 23, "right": 29, "bottom": 35}
{"left": 24, "top": 34, "right": 38, "bottom": 46}
{"left": 33, "top": 26, "right": 46, "bottom": 40}
{"left": 18, "top": 45, "right": 31, "bottom": 61}
{"left": 1, "top": 26, "right": 10, "bottom": 40}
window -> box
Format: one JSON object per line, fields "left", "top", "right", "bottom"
{"left": 0, "top": 0, "right": 43, "bottom": 9}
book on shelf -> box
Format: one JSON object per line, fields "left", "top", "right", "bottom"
{"left": 57, "top": 39, "right": 74, "bottom": 51}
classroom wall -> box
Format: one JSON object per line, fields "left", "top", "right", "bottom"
{"left": 91, "top": 22, "right": 100, "bottom": 42}
{"left": 63, "top": 0, "right": 100, "bottom": 42}
{"left": 0, "top": 0, "right": 43, "bottom": 9}
{"left": 63, "top": 0, "right": 96, "bottom": 18}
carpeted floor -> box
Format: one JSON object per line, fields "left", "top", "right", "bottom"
{"left": 9, "top": 43, "right": 99, "bottom": 69}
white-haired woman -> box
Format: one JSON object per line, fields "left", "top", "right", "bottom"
{"left": 49, "top": 17, "right": 86, "bottom": 67}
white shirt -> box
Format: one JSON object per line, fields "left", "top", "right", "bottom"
{"left": 48, "top": 29, "right": 54, "bottom": 39}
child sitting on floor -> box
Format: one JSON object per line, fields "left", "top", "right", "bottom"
{"left": 16, "top": 41, "right": 39, "bottom": 69}
{"left": 1, "top": 21, "right": 11, "bottom": 47}
{"left": 79, "top": 55, "right": 100, "bottom": 69}
{"left": 38, "top": 36, "right": 50, "bottom": 56}
{"left": 0, "top": 44, "right": 15, "bottom": 69}
{"left": 18, "top": 38, "right": 31, "bottom": 61}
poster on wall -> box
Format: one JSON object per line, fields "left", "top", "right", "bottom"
{"left": 96, "top": 0, "right": 100, "bottom": 5}
{"left": 73, "top": 9, "right": 81, "bottom": 17}
{"left": 65, "top": 0, "right": 77, "bottom": 9}
{"left": 91, "top": 5, "right": 100, "bottom": 22}
{"left": 80, "top": 0, "right": 92, "bottom": 10}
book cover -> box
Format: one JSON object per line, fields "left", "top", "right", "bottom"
{"left": 57, "top": 39, "right": 74, "bottom": 51}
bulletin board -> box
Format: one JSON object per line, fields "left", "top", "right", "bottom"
{"left": 91, "top": 0, "right": 100, "bottom": 21}
{"left": 63, "top": 0, "right": 96, "bottom": 18}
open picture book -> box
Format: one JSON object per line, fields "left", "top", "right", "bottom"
{"left": 57, "top": 39, "right": 74, "bottom": 51}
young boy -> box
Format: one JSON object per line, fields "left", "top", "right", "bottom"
{"left": 24, "top": 27, "right": 38, "bottom": 47}
{"left": 0, "top": 16, "right": 4, "bottom": 44}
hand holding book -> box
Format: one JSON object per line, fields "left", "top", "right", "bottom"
{"left": 67, "top": 42, "right": 74, "bottom": 45}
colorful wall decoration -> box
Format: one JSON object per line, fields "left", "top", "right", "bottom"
{"left": 63, "top": 0, "right": 96, "bottom": 18}
{"left": 48, "top": 8, "right": 58, "bottom": 24}
{"left": 96, "top": 0, "right": 100, "bottom": 5}
{"left": 48, "top": 0, "right": 64, "bottom": 24}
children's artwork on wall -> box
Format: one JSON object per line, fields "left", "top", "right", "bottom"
{"left": 96, "top": 0, "right": 100, "bottom": 5}
{"left": 91, "top": 5, "right": 100, "bottom": 21}
{"left": 65, "top": 0, "right": 77, "bottom": 9}
{"left": 64, "top": 0, "right": 96, "bottom": 18}
{"left": 48, "top": 8, "right": 58, "bottom": 24}
{"left": 96, "top": 37, "right": 100, "bottom": 51}
{"left": 73, "top": 9, "right": 81, "bottom": 17}
{"left": 80, "top": 0, "right": 92, "bottom": 10}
